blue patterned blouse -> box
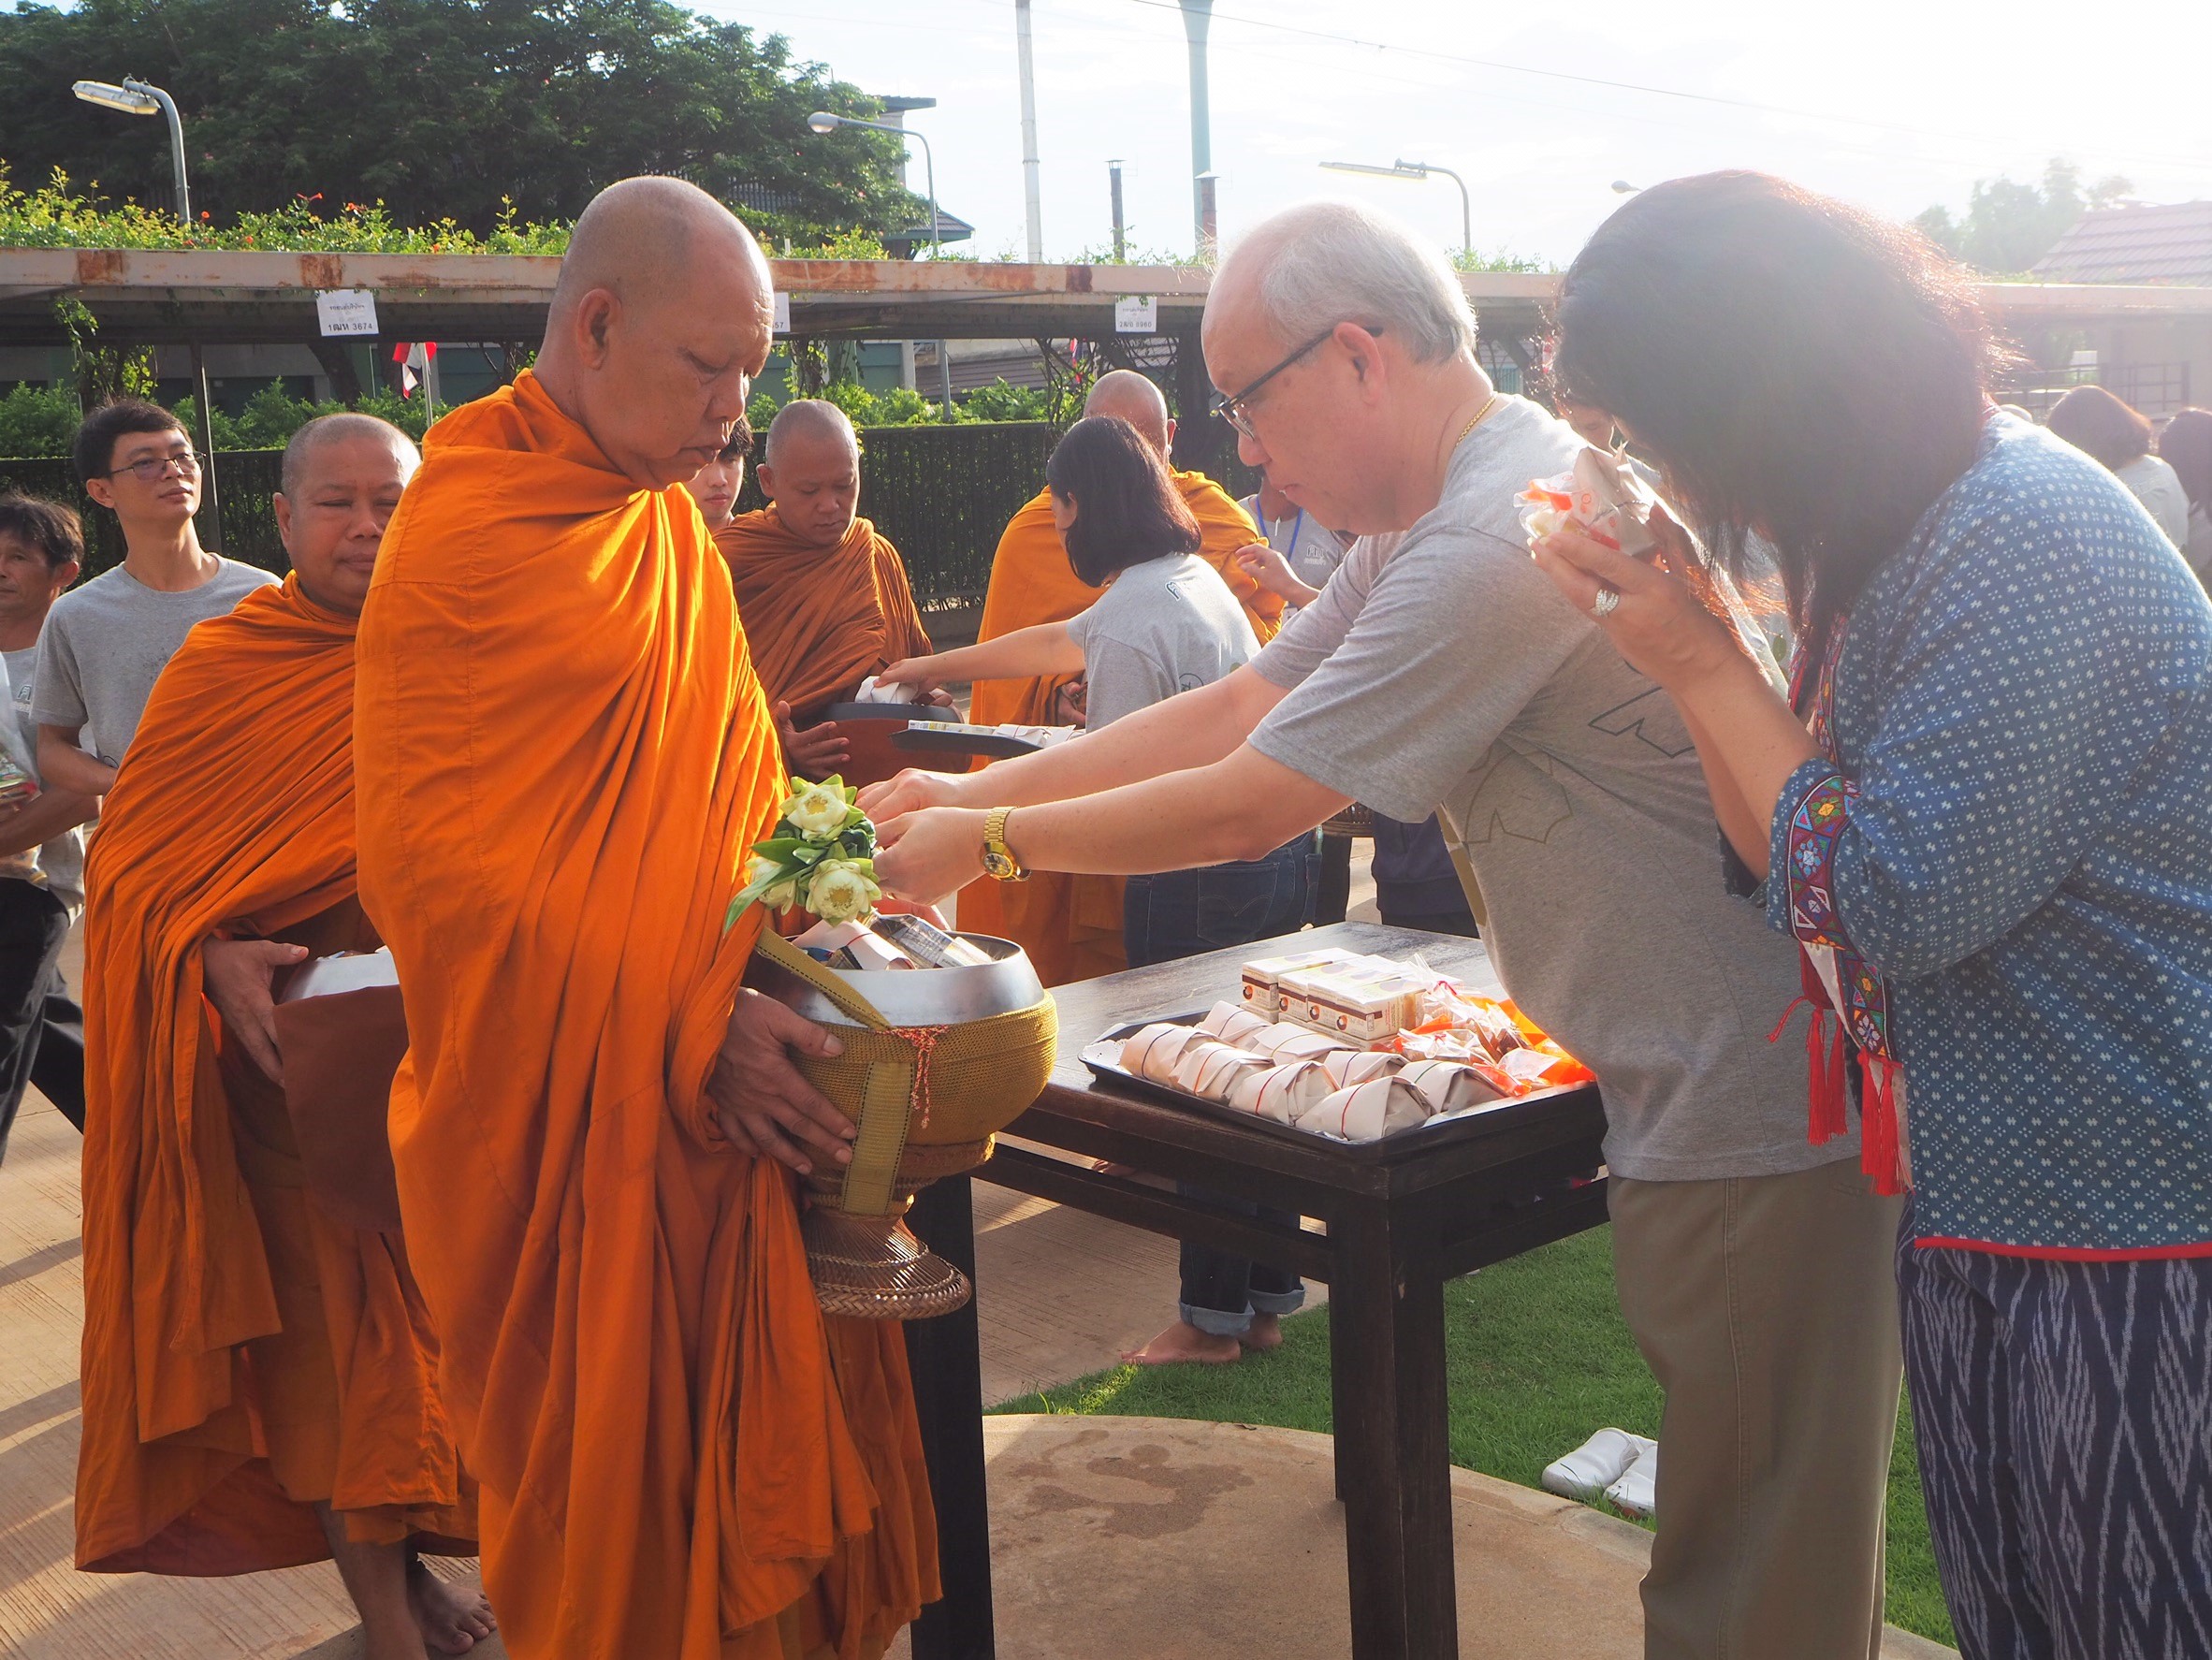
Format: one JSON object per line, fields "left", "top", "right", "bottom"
{"left": 1768, "top": 414, "right": 2212, "bottom": 1257}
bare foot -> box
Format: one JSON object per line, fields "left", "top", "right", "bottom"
{"left": 408, "top": 1561, "right": 497, "bottom": 1655}
{"left": 1241, "top": 1313, "right": 1284, "bottom": 1352}
{"left": 1121, "top": 1320, "right": 1242, "bottom": 1366}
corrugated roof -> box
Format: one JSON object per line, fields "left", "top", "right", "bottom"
{"left": 2032, "top": 201, "right": 2212, "bottom": 285}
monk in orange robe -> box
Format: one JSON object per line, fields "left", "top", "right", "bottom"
{"left": 715, "top": 400, "right": 935, "bottom": 782}
{"left": 355, "top": 177, "right": 936, "bottom": 1660}
{"left": 76, "top": 414, "right": 492, "bottom": 1660}
{"left": 961, "top": 369, "right": 1279, "bottom": 983}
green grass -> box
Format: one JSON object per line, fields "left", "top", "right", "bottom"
{"left": 991, "top": 1227, "right": 1955, "bottom": 1647}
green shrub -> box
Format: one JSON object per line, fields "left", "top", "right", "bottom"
{"left": 0, "top": 384, "right": 80, "bottom": 458}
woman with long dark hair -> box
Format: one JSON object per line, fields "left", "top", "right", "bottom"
{"left": 2159, "top": 405, "right": 2212, "bottom": 580}
{"left": 2046, "top": 384, "right": 2190, "bottom": 546}
{"left": 1532, "top": 171, "right": 2212, "bottom": 1655}
{"left": 887, "top": 414, "right": 1317, "bottom": 1365}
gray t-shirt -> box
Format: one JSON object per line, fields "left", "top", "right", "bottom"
{"left": 0, "top": 644, "right": 84, "bottom": 912}
{"left": 35, "top": 560, "right": 279, "bottom": 767}
{"left": 1248, "top": 395, "right": 1834, "bottom": 1182}
{"left": 1066, "top": 552, "right": 1260, "bottom": 730}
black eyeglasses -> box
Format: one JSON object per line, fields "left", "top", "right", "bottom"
{"left": 1212, "top": 323, "right": 1382, "bottom": 441}
{"left": 104, "top": 450, "right": 204, "bottom": 483}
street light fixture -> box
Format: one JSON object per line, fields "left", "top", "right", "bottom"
{"left": 805, "top": 110, "right": 953, "bottom": 419}
{"left": 71, "top": 75, "right": 223, "bottom": 546}
{"left": 1320, "top": 158, "right": 1470, "bottom": 257}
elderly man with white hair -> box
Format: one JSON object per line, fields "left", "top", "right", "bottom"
{"left": 867, "top": 201, "right": 1901, "bottom": 1660}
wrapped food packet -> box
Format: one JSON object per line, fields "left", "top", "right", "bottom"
{"left": 0, "top": 752, "right": 39, "bottom": 808}
{"left": 1295, "top": 1077, "right": 1431, "bottom": 1142}
{"left": 1122, "top": 1023, "right": 1204, "bottom": 1082}
{"left": 1519, "top": 447, "right": 1660, "bottom": 560}
{"left": 1199, "top": 999, "right": 1272, "bottom": 1047}
{"left": 1227, "top": 1059, "right": 1333, "bottom": 1123}
{"left": 1319, "top": 1048, "right": 1404, "bottom": 1089}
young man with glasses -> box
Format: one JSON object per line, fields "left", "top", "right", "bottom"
{"left": 36, "top": 400, "right": 278, "bottom": 794}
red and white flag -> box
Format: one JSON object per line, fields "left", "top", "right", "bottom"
{"left": 393, "top": 341, "right": 437, "bottom": 398}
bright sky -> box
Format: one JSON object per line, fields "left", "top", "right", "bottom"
{"left": 706, "top": 0, "right": 2212, "bottom": 268}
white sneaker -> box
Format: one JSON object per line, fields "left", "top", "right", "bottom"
{"left": 1604, "top": 1441, "right": 1658, "bottom": 1519}
{"left": 1540, "top": 1427, "right": 1650, "bottom": 1502}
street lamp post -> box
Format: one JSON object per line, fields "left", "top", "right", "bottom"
{"left": 807, "top": 111, "right": 953, "bottom": 418}
{"left": 1319, "top": 157, "right": 1472, "bottom": 258}
{"left": 72, "top": 77, "right": 223, "bottom": 545}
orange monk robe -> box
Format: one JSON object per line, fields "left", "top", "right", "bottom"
{"left": 355, "top": 371, "right": 935, "bottom": 1660}
{"left": 76, "top": 576, "right": 472, "bottom": 1577}
{"left": 961, "top": 470, "right": 1278, "bottom": 984}
{"left": 715, "top": 509, "right": 932, "bottom": 720}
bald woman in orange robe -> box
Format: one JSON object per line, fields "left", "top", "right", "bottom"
{"left": 962, "top": 370, "right": 1279, "bottom": 982}
{"left": 715, "top": 400, "right": 935, "bottom": 782}
{"left": 355, "top": 178, "right": 935, "bottom": 1660}
{"left": 75, "top": 414, "right": 490, "bottom": 1660}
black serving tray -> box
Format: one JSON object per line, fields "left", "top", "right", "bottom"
{"left": 1079, "top": 1014, "right": 1586, "bottom": 1150}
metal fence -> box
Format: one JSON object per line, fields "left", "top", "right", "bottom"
{"left": 0, "top": 420, "right": 1238, "bottom": 608}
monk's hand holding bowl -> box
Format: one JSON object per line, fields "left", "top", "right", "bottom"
{"left": 1530, "top": 505, "right": 1746, "bottom": 696}
{"left": 200, "top": 937, "right": 311, "bottom": 1085}
{"left": 707, "top": 989, "right": 857, "bottom": 1176}
{"left": 872, "top": 806, "right": 991, "bottom": 908}
{"left": 774, "top": 698, "right": 849, "bottom": 779}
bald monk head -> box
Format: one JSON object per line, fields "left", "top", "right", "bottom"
{"left": 1084, "top": 369, "right": 1175, "bottom": 460}
{"left": 272, "top": 413, "right": 419, "bottom": 618}
{"left": 753, "top": 400, "right": 862, "bottom": 549}
{"left": 535, "top": 176, "right": 772, "bottom": 490}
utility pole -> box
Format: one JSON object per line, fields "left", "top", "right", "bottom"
{"left": 1178, "top": 0, "right": 1214, "bottom": 258}
{"left": 1015, "top": 0, "right": 1043, "bottom": 262}
{"left": 1108, "top": 160, "right": 1127, "bottom": 263}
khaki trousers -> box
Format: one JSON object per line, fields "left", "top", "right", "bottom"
{"left": 1609, "top": 1159, "right": 1903, "bottom": 1660}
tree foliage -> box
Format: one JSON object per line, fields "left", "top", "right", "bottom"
{"left": 0, "top": 0, "right": 921, "bottom": 242}
{"left": 1914, "top": 159, "right": 2133, "bottom": 276}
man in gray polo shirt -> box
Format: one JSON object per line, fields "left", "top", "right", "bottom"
{"left": 866, "top": 201, "right": 1901, "bottom": 1660}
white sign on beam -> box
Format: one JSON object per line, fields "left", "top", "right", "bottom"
{"left": 314, "top": 289, "right": 380, "bottom": 338}
{"left": 1113, "top": 295, "right": 1158, "bottom": 335}
{"left": 773, "top": 292, "right": 793, "bottom": 335}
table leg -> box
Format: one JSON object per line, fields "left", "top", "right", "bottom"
{"left": 1327, "top": 1198, "right": 1456, "bottom": 1659}
{"left": 903, "top": 1176, "right": 997, "bottom": 1659}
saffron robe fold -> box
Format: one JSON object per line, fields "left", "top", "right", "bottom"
{"left": 355, "top": 371, "right": 935, "bottom": 1660}
{"left": 962, "top": 471, "right": 1276, "bottom": 984}
{"left": 76, "top": 575, "right": 473, "bottom": 1575}
{"left": 716, "top": 509, "right": 931, "bottom": 720}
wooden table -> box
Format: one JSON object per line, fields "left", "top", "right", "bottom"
{"left": 903, "top": 923, "right": 1611, "bottom": 1660}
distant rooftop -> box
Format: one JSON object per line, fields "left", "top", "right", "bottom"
{"left": 2032, "top": 201, "right": 2212, "bottom": 285}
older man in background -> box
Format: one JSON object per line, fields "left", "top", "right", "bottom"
{"left": 355, "top": 177, "right": 934, "bottom": 1660}
{"left": 866, "top": 200, "right": 1901, "bottom": 1660}
{"left": 75, "top": 415, "right": 493, "bottom": 1660}
{"left": 962, "top": 368, "right": 1278, "bottom": 982}
{"left": 714, "top": 399, "right": 933, "bottom": 780}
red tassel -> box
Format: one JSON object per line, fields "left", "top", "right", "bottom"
{"left": 1769, "top": 990, "right": 1850, "bottom": 1147}
{"left": 1858, "top": 1056, "right": 1904, "bottom": 1195}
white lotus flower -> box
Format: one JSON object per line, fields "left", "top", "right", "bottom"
{"left": 784, "top": 782, "right": 851, "bottom": 838}
{"left": 808, "top": 858, "right": 880, "bottom": 925}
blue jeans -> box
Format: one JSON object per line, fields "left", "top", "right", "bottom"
{"left": 1124, "top": 836, "right": 1317, "bottom": 1337}
{"left": 1121, "top": 835, "right": 1317, "bottom": 970}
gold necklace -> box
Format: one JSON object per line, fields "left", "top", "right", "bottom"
{"left": 1454, "top": 391, "right": 1501, "bottom": 449}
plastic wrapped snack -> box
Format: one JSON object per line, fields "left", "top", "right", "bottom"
{"left": 1122, "top": 1022, "right": 1204, "bottom": 1083}
{"left": 1198, "top": 998, "right": 1273, "bottom": 1047}
{"left": 1247, "top": 1022, "right": 1353, "bottom": 1063}
{"left": 1173, "top": 1041, "right": 1273, "bottom": 1102}
{"left": 1227, "top": 1059, "right": 1334, "bottom": 1123}
{"left": 1295, "top": 1077, "right": 1432, "bottom": 1142}
{"left": 1399, "top": 1058, "right": 1510, "bottom": 1114}
{"left": 1319, "top": 1048, "right": 1404, "bottom": 1089}
{"left": 1518, "top": 446, "right": 1660, "bottom": 561}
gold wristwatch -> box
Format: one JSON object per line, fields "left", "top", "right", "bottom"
{"left": 982, "top": 807, "right": 1029, "bottom": 881}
